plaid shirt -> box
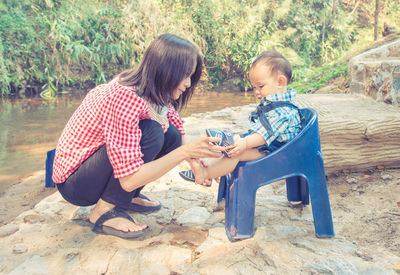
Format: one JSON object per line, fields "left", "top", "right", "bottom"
{"left": 249, "top": 88, "right": 301, "bottom": 146}
{"left": 52, "top": 80, "right": 185, "bottom": 183}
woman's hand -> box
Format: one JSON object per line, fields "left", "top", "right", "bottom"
{"left": 120, "top": 137, "right": 232, "bottom": 192}
{"left": 182, "top": 137, "right": 233, "bottom": 159}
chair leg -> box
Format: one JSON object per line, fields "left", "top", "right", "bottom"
{"left": 286, "top": 176, "right": 309, "bottom": 204}
{"left": 224, "top": 175, "right": 257, "bottom": 241}
{"left": 307, "top": 154, "right": 335, "bottom": 238}
{"left": 217, "top": 175, "right": 227, "bottom": 203}
{"left": 45, "top": 149, "right": 56, "bottom": 188}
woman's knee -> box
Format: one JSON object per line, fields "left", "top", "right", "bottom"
{"left": 139, "top": 120, "right": 165, "bottom": 160}
{"left": 165, "top": 124, "right": 182, "bottom": 150}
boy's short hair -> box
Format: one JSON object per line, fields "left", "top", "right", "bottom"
{"left": 251, "top": 50, "right": 292, "bottom": 83}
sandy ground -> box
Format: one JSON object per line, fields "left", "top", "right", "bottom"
{"left": 1, "top": 166, "right": 399, "bottom": 258}
{"left": 0, "top": 171, "right": 55, "bottom": 227}
{"left": 328, "top": 167, "right": 400, "bottom": 257}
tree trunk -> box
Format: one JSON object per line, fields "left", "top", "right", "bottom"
{"left": 374, "top": 0, "right": 380, "bottom": 41}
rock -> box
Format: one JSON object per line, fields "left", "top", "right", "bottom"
{"left": 23, "top": 214, "right": 45, "bottom": 224}
{"left": 290, "top": 213, "right": 314, "bottom": 222}
{"left": 139, "top": 245, "right": 192, "bottom": 274}
{"left": 349, "top": 39, "right": 400, "bottom": 105}
{"left": 205, "top": 211, "right": 225, "bottom": 225}
{"left": 360, "top": 266, "right": 398, "bottom": 275}
{"left": 0, "top": 223, "right": 19, "bottom": 237}
{"left": 308, "top": 259, "right": 359, "bottom": 274}
{"left": 150, "top": 208, "right": 175, "bottom": 225}
{"left": 9, "top": 255, "right": 49, "bottom": 275}
{"left": 208, "top": 227, "right": 229, "bottom": 242}
{"left": 257, "top": 224, "right": 308, "bottom": 241}
{"left": 346, "top": 177, "right": 358, "bottom": 184}
{"left": 71, "top": 206, "right": 93, "bottom": 220}
{"left": 380, "top": 173, "right": 393, "bottom": 180}
{"left": 2, "top": 94, "right": 400, "bottom": 274}
{"left": 12, "top": 244, "right": 28, "bottom": 254}
{"left": 195, "top": 237, "right": 224, "bottom": 254}
{"left": 177, "top": 207, "right": 211, "bottom": 225}
{"left": 170, "top": 227, "right": 208, "bottom": 247}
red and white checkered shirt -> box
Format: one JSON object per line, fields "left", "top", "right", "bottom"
{"left": 52, "top": 80, "right": 185, "bottom": 183}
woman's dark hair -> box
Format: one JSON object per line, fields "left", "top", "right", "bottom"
{"left": 118, "top": 33, "right": 203, "bottom": 110}
{"left": 251, "top": 50, "right": 292, "bottom": 83}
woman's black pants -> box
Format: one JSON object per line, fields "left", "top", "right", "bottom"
{"left": 57, "top": 120, "right": 182, "bottom": 209}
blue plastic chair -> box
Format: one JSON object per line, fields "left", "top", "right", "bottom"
{"left": 45, "top": 149, "right": 56, "bottom": 188}
{"left": 217, "top": 108, "right": 334, "bottom": 241}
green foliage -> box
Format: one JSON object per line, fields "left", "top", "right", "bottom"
{"left": 285, "top": 0, "right": 356, "bottom": 65}
{"left": 0, "top": 0, "right": 132, "bottom": 96}
{"left": 0, "top": 0, "right": 397, "bottom": 96}
{"left": 289, "top": 62, "right": 348, "bottom": 94}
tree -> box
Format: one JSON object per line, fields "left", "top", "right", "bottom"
{"left": 374, "top": 0, "right": 379, "bottom": 40}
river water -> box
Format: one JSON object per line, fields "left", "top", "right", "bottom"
{"left": 0, "top": 90, "right": 256, "bottom": 192}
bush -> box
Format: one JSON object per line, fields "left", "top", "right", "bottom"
{"left": 1, "top": 0, "right": 388, "bottom": 97}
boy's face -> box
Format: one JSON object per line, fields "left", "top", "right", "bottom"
{"left": 249, "top": 63, "right": 286, "bottom": 100}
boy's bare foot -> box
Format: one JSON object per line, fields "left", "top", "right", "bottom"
{"left": 190, "top": 159, "right": 210, "bottom": 186}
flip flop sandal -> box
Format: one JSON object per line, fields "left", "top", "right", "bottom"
{"left": 128, "top": 193, "right": 161, "bottom": 213}
{"left": 206, "top": 129, "right": 235, "bottom": 157}
{"left": 179, "top": 170, "right": 212, "bottom": 187}
{"left": 92, "top": 207, "right": 149, "bottom": 239}
{"left": 179, "top": 170, "right": 195, "bottom": 182}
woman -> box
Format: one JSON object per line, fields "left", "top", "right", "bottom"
{"left": 52, "top": 34, "right": 227, "bottom": 239}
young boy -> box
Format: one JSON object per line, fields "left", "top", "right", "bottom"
{"left": 181, "top": 50, "right": 303, "bottom": 185}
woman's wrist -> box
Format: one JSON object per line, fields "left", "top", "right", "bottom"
{"left": 176, "top": 144, "right": 191, "bottom": 161}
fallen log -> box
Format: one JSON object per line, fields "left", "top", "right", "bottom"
{"left": 297, "top": 94, "right": 400, "bottom": 174}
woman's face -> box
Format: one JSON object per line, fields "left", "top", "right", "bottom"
{"left": 172, "top": 60, "right": 197, "bottom": 100}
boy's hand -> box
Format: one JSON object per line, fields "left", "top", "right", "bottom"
{"left": 227, "top": 137, "right": 247, "bottom": 158}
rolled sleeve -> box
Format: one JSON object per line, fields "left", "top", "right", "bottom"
{"left": 167, "top": 104, "right": 185, "bottom": 135}
{"left": 103, "top": 90, "right": 146, "bottom": 178}
{"left": 250, "top": 120, "right": 278, "bottom": 146}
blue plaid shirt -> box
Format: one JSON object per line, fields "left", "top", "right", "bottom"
{"left": 249, "top": 88, "right": 301, "bottom": 146}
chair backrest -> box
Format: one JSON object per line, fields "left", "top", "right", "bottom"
{"left": 266, "top": 108, "right": 318, "bottom": 157}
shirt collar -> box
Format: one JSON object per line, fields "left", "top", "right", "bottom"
{"left": 261, "top": 88, "right": 297, "bottom": 105}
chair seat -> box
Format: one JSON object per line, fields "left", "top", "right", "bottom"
{"left": 218, "top": 108, "right": 335, "bottom": 241}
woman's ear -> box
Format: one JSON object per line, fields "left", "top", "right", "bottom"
{"left": 277, "top": 74, "right": 288, "bottom": 87}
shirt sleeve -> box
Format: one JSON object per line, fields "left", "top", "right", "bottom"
{"left": 103, "top": 89, "right": 145, "bottom": 178}
{"left": 167, "top": 104, "right": 185, "bottom": 135}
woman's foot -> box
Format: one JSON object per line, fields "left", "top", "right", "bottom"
{"left": 131, "top": 195, "right": 160, "bottom": 208}
{"left": 129, "top": 193, "right": 161, "bottom": 212}
{"left": 89, "top": 199, "right": 147, "bottom": 233}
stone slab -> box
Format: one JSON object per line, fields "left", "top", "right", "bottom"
{"left": 0, "top": 94, "right": 400, "bottom": 274}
